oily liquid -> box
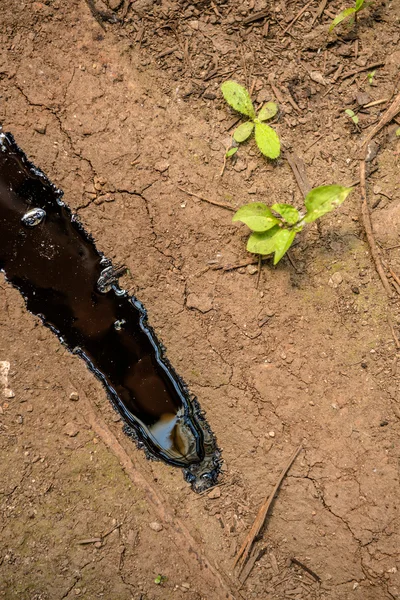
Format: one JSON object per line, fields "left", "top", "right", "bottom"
{"left": 0, "top": 132, "right": 220, "bottom": 491}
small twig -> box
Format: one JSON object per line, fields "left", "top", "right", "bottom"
{"left": 243, "top": 9, "right": 269, "bottom": 25}
{"left": 213, "top": 258, "right": 269, "bottom": 272}
{"left": 102, "top": 522, "right": 123, "bottom": 540}
{"left": 362, "top": 91, "right": 400, "bottom": 150}
{"left": 303, "top": 135, "right": 322, "bottom": 153}
{"left": 77, "top": 537, "right": 102, "bottom": 545}
{"left": 340, "top": 61, "right": 385, "bottom": 81}
{"left": 311, "top": 0, "right": 327, "bottom": 26}
{"left": 388, "top": 315, "right": 400, "bottom": 350}
{"left": 268, "top": 73, "right": 286, "bottom": 104}
{"left": 234, "top": 445, "right": 302, "bottom": 575}
{"left": 359, "top": 161, "right": 392, "bottom": 296}
{"left": 348, "top": 165, "right": 379, "bottom": 187}
{"left": 291, "top": 558, "right": 321, "bottom": 582}
{"left": 387, "top": 265, "right": 400, "bottom": 295}
{"left": 363, "top": 98, "right": 389, "bottom": 109}
{"left": 256, "top": 254, "right": 262, "bottom": 288}
{"left": 286, "top": 250, "right": 298, "bottom": 272}
{"left": 177, "top": 186, "right": 236, "bottom": 212}
{"left": 282, "top": 0, "right": 314, "bottom": 35}
{"left": 358, "top": 91, "right": 400, "bottom": 296}
{"left": 286, "top": 152, "right": 312, "bottom": 198}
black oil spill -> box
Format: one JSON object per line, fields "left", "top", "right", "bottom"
{"left": 0, "top": 132, "right": 221, "bottom": 492}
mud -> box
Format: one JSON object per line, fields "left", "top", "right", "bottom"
{"left": 0, "top": 132, "right": 220, "bottom": 491}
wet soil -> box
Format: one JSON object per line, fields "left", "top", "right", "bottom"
{"left": 1, "top": 0, "right": 400, "bottom": 599}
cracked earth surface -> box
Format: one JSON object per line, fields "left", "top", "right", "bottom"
{"left": 1, "top": 0, "right": 400, "bottom": 599}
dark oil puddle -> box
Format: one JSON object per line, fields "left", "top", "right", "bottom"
{"left": 0, "top": 132, "right": 221, "bottom": 492}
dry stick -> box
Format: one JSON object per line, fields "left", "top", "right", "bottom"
{"left": 256, "top": 254, "right": 262, "bottom": 289}
{"left": 311, "top": 0, "right": 327, "bottom": 26}
{"left": 234, "top": 444, "right": 302, "bottom": 575}
{"left": 282, "top": 0, "right": 314, "bottom": 35}
{"left": 291, "top": 558, "right": 321, "bottom": 583}
{"left": 268, "top": 73, "right": 286, "bottom": 104}
{"left": 177, "top": 186, "right": 236, "bottom": 212}
{"left": 286, "top": 153, "right": 312, "bottom": 197}
{"left": 359, "top": 161, "right": 392, "bottom": 297}
{"left": 348, "top": 165, "right": 379, "bottom": 188}
{"left": 340, "top": 61, "right": 385, "bottom": 81}
{"left": 77, "top": 388, "right": 236, "bottom": 600}
{"left": 362, "top": 91, "right": 400, "bottom": 150}
{"left": 213, "top": 258, "right": 268, "bottom": 272}
{"left": 388, "top": 265, "right": 400, "bottom": 290}
{"left": 388, "top": 315, "right": 400, "bottom": 350}
{"left": 363, "top": 98, "right": 389, "bottom": 109}
{"left": 359, "top": 91, "right": 400, "bottom": 297}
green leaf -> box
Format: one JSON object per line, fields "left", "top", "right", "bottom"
{"left": 367, "top": 70, "right": 376, "bottom": 84}
{"left": 396, "top": 128, "right": 400, "bottom": 137}
{"left": 272, "top": 229, "right": 297, "bottom": 265}
{"left": 221, "top": 80, "right": 256, "bottom": 119}
{"left": 254, "top": 122, "right": 280, "bottom": 159}
{"left": 271, "top": 203, "right": 300, "bottom": 225}
{"left": 345, "top": 109, "right": 359, "bottom": 124}
{"left": 304, "top": 185, "right": 353, "bottom": 223}
{"left": 233, "top": 203, "right": 280, "bottom": 232}
{"left": 226, "top": 147, "right": 238, "bottom": 158}
{"left": 329, "top": 7, "right": 356, "bottom": 31}
{"left": 355, "top": 0, "right": 365, "bottom": 11}
{"left": 233, "top": 121, "right": 255, "bottom": 143}
{"left": 246, "top": 226, "right": 297, "bottom": 264}
{"left": 257, "top": 102, "right": 278, "bottom": 122}
{"left": 247, "top": 225, "right": 281, "bottom": 255}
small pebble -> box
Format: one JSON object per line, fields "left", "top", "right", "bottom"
{"left": 186, "top": 293, "right": 213, "bottom": 313}
{"left": 63, "top": 422, "right": 79, "bottom": 437}
{"left": 69, "top": 392, "right": 79, "bottom": 401}
{"left": 268, "top": 431, "right": 275, "bottom": 438}
{"left": 149, "top": 522, "right": 163, "bottom": 532}
{"left": 246, "top": 264, "right": 258, "bottom": 275}
{"left": 328, "top": 272, "right": 343, "bottom": 288}
{"left": 4, "top": 389, "right": 15, "bottom": 399}
{"left": 207, "top": 487, "right": 221, "bottom": 499}
{"left": 154, "top": 160, "right": 169, "bottom": 173}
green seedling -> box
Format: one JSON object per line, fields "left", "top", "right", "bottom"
{"left": 232, "top": 185, "right": 353, "bottom": 265}
{"left": 345, "top": 108, "right": 359, "bottom": 125}
{"left": 221, "top": 80, "right": 280, "bottom": 160}
{"left": 396, "top": 128, "right": 400, "bottom": 137}
{"left": 154, "top": 574, "right": 167, "bottom": 585}
{"left": 329, "top": 0, "right": 367, "bottom": 31}
{"left": 367, "top": 70, "right": 376, "bottom": 85}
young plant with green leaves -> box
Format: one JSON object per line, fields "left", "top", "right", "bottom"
{"left": 329, "top": 0, "right": 368, "bottom": 31}
{"left": 345, "top": 108, "right": 359, "bottom": 126}
{"left": 233, "top": 185, "right": 353, "bottom": 265}
{"left": 221, "top": 80, "right": 280, "bottom": 160}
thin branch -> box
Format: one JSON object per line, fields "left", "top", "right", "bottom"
{"left": 234, "top": 445, "right": 302, "bottom": 575}
{"left": 177, "top": 186, "right": 236, "bottom": 211}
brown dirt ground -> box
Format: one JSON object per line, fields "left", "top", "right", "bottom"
{"left": 1, "top": 0, "right": 400, "bottom": 598}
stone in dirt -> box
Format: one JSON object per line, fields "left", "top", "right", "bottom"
{"left": 149, "top": 522, "right": 163, "bottom": 532}
{"left": 207, "top": 487, "right": 221, "bottom": 499}
{"left": 186, "top": 293, "right": 213, "bottom": 313}
{"left": 63, "top": 422, "right": 79, "bottom": 437}
{"left": 328, "top": 272, "right": 343, "bottom": 288}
